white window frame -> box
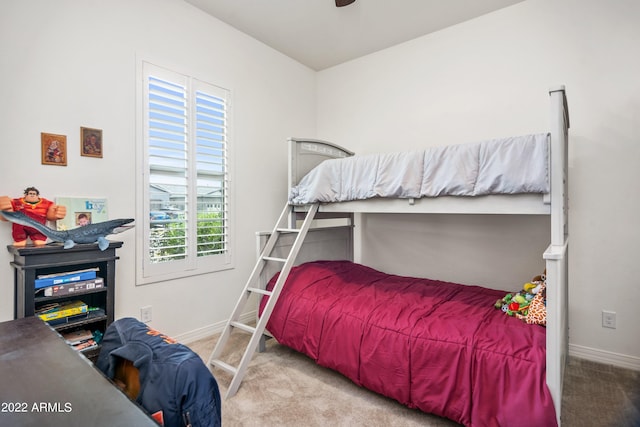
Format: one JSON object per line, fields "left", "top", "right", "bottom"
{"left": 136, "top": 60, "right": 234, "bottom": 284}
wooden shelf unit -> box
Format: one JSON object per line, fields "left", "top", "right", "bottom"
{"left": 8, "top": 241, "right": 122, "bottom": 358}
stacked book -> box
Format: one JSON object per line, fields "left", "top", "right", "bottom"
{"left": 61, "top": 329, "right": 98, "bottom": 352}
{"left": 41, "top": 277, "right": 105, "bottom": 297}
{"left": 36, "top": 300, "right": 89, "bottom": 323}
{"left": 35, "top": 268, "right": 104, "bottom": 297}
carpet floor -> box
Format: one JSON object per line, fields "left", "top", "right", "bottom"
{"left": 187, "top": 333, "right": 640, "bottom": 427}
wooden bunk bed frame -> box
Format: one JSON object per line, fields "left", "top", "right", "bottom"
{"left": 282, "top": 86, "right": 569, "bottom": 423}
{"left": 211, "top": 86, "right": 569, "bottom": 425}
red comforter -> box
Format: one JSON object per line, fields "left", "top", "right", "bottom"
{"left": 262, "top": 260, "right": 557, "bottom": 427}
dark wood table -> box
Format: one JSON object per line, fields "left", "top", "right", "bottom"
{"left": 0, "top": 316, "right": 158, "bottom": 427}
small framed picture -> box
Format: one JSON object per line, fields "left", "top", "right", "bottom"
{"left": 75, "top": 212, "right": 92, "bottom": 226}
{"left": 41, "top": 132, "right": 67, "bottom": 166}
{"left": 80, "top": 127, "right": 103, "bottom": 158}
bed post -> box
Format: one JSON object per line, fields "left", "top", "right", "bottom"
{"left": 544, "top": 86, "right": 570, "bottom": 425}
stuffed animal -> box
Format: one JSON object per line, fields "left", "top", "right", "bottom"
{"left": 0, "top": 187, "right": 66, "bottom": 246}
{"left": 495, "top": 271, "right": 547, "bottom": 326}
{"left": 517, "top": 272, "right": 547, "bottom": 326}
{"left": 495, "top": 291, "right": 532, "bottom": 317}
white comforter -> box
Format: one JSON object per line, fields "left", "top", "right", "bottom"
{"left": 289, "top": 133, "right": 549, "bottom": 204}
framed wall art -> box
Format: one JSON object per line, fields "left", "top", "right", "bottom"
{"left": 41, "top": 132, "right": 67, "bottom": 166}
{"left": 55, "top": 197, "right": 109, "bottom": 230}
{"left": 80, "top": 127, "right": 103, "bottom": 158}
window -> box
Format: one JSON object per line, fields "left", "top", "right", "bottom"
{"left": 138, "top": 61, "right": 233, "bottom": 282}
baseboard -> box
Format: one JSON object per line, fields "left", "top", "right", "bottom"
{"left": 175, "top": 311, "right": 257, "bottom": 345}
{"left": 176, "top": 316, "right": 640, "bottom": 372}
{"left": 569, "top": 343, "right": 640, "bottom": 371}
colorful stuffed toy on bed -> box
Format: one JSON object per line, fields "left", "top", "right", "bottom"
{"left": 496, "top": 272, "right": 547, "bottom": 326}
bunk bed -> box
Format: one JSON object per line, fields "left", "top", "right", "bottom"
{"left": 259, "top": 87, "right": 569, "bottom": 426}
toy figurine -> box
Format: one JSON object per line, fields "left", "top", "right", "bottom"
{"left": 0, "top": 186, "right": 67, "bottom": 246}
{"left": 0, "top": 210, "right": 134, "bottom": 251}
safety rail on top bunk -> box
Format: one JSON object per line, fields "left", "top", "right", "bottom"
{"left": 548, "top": 85, "right": 569, "bottom": 248}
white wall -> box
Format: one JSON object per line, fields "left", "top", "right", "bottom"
{"left": 2, "top": 0, "right": 638, "bottom": 369}
{"left": 317, "top": 0, "right": 640, "bottom": 367}
{"left": 0, "top": 0, "right": 316, "bottom": 338}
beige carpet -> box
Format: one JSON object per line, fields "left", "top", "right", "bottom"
{"left": 187, "top": 333, "right": 640, "bottom": 427}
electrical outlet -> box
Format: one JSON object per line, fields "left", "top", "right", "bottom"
{"left": 141, "top": 305, "right": 152, "bottom": 323}
{"left": 602, "top": 310, "right": 616, "bottom": 329}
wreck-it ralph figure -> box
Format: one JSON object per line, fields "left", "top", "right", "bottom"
{"left": 0, "top": 187, "right": 66, "bottom": 246}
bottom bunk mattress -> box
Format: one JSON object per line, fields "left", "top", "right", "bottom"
{"left": 261, "top": 260, "right": 556, "bottom": 427}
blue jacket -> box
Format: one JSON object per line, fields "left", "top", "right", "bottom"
{"left": 97, "top": 318, "right": 221, "bottom": 427}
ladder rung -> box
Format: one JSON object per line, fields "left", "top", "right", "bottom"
{"left": 248, "top": 287, "right": 272, "bottom": 296}
{"left": 230, "top": 321, "right": 256, "bottom": 334}
{"left": 275, "top": 228, "right": 300, "bottom": 233}
{"left": 262, "top": 256, "right": 287, "bottom": 263}
{"left": 211, "top": 359, "right": 237, "bottom": 375}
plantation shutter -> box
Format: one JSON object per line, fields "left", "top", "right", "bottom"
{"left": 147, "top": 74, "right": 189, "bottom": 263}
{"left": 194, "top": 84, "right": 229, "bottom": 257}
{"left": 142, "top": 62, "right": 231, "bottom": 279}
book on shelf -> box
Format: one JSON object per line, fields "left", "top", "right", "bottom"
{"left": 61, "top": 329, "right": 94, "bottom": 345}
{"left": 36, "top": 300, "right": 88, "bottom": 322}
{"left": 39, "top": 277, "right": 105, "bottom": 297}
{"left": 71, "top": 338, "right": 98, "bottom": 352}
{"left": 61, "top": 329, "right": 99, "bottom": 351}
{"left": 35, "top": 268, "right": 98, "bottom": 289}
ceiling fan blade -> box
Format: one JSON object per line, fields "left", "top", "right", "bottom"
{"left": 335, "top": 0, "right": 356, "bottom": 7}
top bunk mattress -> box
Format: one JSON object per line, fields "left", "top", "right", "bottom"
{"left": 289, "top": 133, "right": 549, "bottom": 205}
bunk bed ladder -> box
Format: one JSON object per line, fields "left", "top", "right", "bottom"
{"left": 207, "top": 202, "right": 319, "bottom": 399}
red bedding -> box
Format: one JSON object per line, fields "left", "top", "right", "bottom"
{"left": 261, "top": 260, "right": 557, "bottom": 427}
